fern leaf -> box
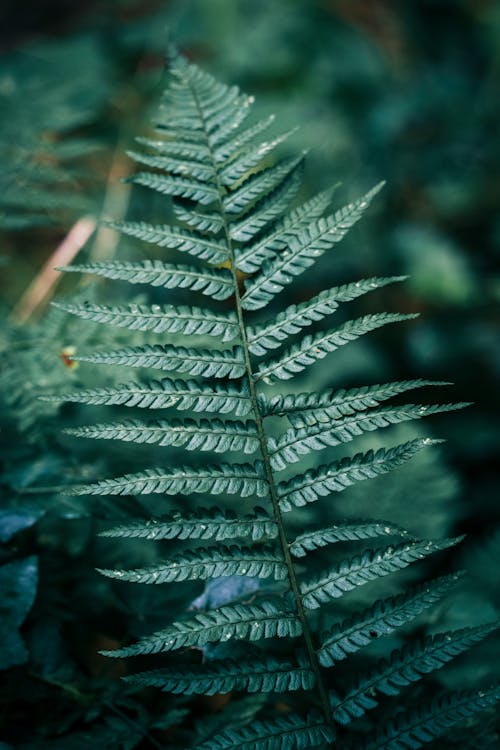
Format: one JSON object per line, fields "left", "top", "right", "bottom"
{"left": 67, "top": 462, "right": 267, "bottom": 498}
{"left": 277, "top": 438, "right": 440, "bottom": 511}
{"left": 235, "top": 185, "right": 338, "bottom": 273}
{"left": 318, "top": 572, "right": 465, "bottom": 666}
{"left": 195, "top": 712, "right": 335, "bottom": 750}
{"left": 263, "top": 379, "right": 451, "bottom": 426}
{"left": 124, "top": 656, "right": 314, "bottom": 695}
{"left": 357, "top": 686, "right": 500, "bottom": 750}
{"left": 101, "top": 599, "right": 302, "bottom": 656}
{"left": 300, "top": 537, "right": 462, "bottom": 609}
{"left": 241, "top": 184, "right": 384, "bottom": 310}
{"left": 222, "top": 155, "right": 304, "bottom": 216}
{"left": 213, "top": 114, "right": 276, "bottom": 163}
{"left": 75, "top": 344, "right": 246, "bottom": 379}
{"left": 41, "top": 378, "right": 252, "bottom": 415}
{"left": 290, "top": 521, "right": 414, "bottom": 558}
{"left": 332, "top": 622, "right": 500, "bottom": 724}
{"left": 104, "top": 220, "right": 228, "bottom": 263}
{"left": 255, "top": 313, "right": 418, "bottom": 383}
{"left": 100, "top": 507, "right": 277, "bottom": 543}
{"left": 248, "top": 277, "right": 406, "bottom": 355}
{"left": 135, "top": 135, "right": 210, "bottom": 161}
{"left": 127, "top": 171, "right": 219, "bottom": 205}
{"left": 220, "top": 131, "right": 295, "bottom": 186}
{"left": 53, "top": 301, "right": 239, "bottom": 342}
{"left": 268, "top": 403, "right": 467, "bottom": 470}
{"left": 127, "top": 149, "right": 215, "bottom": 181}
{"left": 172, "top": 202, "right": 224, "bottom": 234}
{"left": 98, "top": 544, "right": 287, "bottom": 584}
{"left": 65, "top": 417, "right": 259, "bottom": 454}
{"left": 229, "top": 168, "right": 303, "bottom": 243}
{"left": 58, "top": 260, "right": 233, "bottom": 300}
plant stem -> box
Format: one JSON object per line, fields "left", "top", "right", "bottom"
{"left": 188, "top": 73, "right": 333, "bottom": 726}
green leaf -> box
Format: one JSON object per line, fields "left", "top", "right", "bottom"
{"left": 75, "top": 344, "right": 246, "bottom": 379}
{"left": 42, "top": 378, "right": 252, "bottom": 415}
{"left": 268, "top": 403, "right": 467, "bottom": 470}
{"left": 195, "top": 712, "right": 335, "bottom": 750}
{"left": 277, "top": 438, "right": 440, "bottom": 512}
{"left": 53, "top": 301, "right": 239, "bottom": 342}
{"left": 65, "top": 418, "right": 259, "bottom": 454}
{"left": 124, "top": 656, "right": 314, "bottom": 695}
{"left": 263, "top": 379, "right": 451, "bottom": 426}
{"left": 301, "top": 538, "right": 463, "bottom": 610}
{"left": 100, "top": 506, "right": 277, "bottom": 543}
{"left": 67, "top": 462, "right": 268, "bottom": 498}
{"left": 235, "top": 185, "right": 339, "bottom": 273}
{"left": 58, "top": 260, "right": 233, "bottom": 300}
{"left": 135, "top": 135, "right": 210, "bottom": 161}
{"left": 255, "top": 313, "right": 418, "bottom": 383}
{"left": 247, "top": 277, "right": 406, "bottom": 355}
{"left": 105, "top": 221, "right": 228, "bottom": 263}
{"left": 290, "top": 521, "right": 414, "bottom": 558}
{"left": 357, "top": 686, "right": 500, "bottom": 750}
{"left": 220, "top": 131, "right": 295, "bottom": 186}
{"left": 127, "top": 148, "right": 215, "bottom": 181}
{"left": 241, "top": 183, "right": 384, "bottom": 310}
{"left": 172, "top": 202, "right": 224, "bottom": 234}
{"left": 101, "top": 599, "right": 302, "bottom": 656}
{"left": 332, "top": 622, "right": 500, "bottom": 725}
{"left": 127, "top": 171, "right": 219, "bottom": 205}
{"left": 214, "top": 114, "right": 276, "bottom": 163}
{"left": 98, "top": 544, "right": 287, "bottom": 584}
{"left": 229, "top": 169, "right": 303, "bottom": 243}
{"left": 222, "top": 155, "right": 304, "bottom": 216}
{"left": 318, "top": 572, "right": 465, "bottom": 667}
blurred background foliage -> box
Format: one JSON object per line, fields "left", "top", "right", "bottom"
{"left": 0, "top": 1, "right": 499, "bottom": 747}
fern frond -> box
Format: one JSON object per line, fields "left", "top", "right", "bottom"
{"left": 124, "top": 656, "right": 315, "bottom": 695}
{"left": 135, "top": 135, "right": 210, "bottom": 161}
{"left": 301, "top": 537, "right": 462, "bottom": 609}
{"left": 65, "top": 417, "right": 259, "bottom": 454}
{"left": 263, "top": 380, "right": 451, "bottom": 426}
{"left": 318, "top": 572, "right": 465, "bottom": 666}
{"left": 278, "top": 438, "right": 440, "bottom": 511}
{"left": 241, "top": 183, "right": 385, "bottom": 310}
{"left": 53, "top": 301, "right": 239, "bottom": 341}
{"left": 229, "top": 168, "right": 303, "bottom": 243}
{"left": 235, "top": 185, "right": 339, "bottom": 273}
{"left": 103, "top": 220, "right": 228, "bottom": 263}
{"left": 42, "top": 378, "right": 252, "bottom": 415}
{"left": 268, "top": 403, "right": 467, "bottom": 470}
{"left": 290, "top": 521, "right": 414, "bottom": 558}
{"left": 247, "top": 277, "right": 406, "bottom": 355}
{"left": 222, "top": 155, "right": 305, "bottom": 216}
{"left": 220, "top": 131, "right": 295, "bottom": 186}
{"left": 100, "top": 507, "right": 277, "bottom": 543}
{"left": 356, "top": 686, "right": 500, "bottom": 750}
{"left": 255, "top": 313, "right": 418, "bottom": 383}
{"left": 172, "top": 202, "right": 224, "bottom": 234}
{"left": 127, "top": 171, "right": 219, "bottom": 205}
{"left": 127, "top": 148, "right": 215, "bottom": 181}
{"left": 213, "top": 114, "right": 276, "bottom": 162}
{"left": 67, "top": 461, "right": 267, "bottom": 498}
{"left": 58, "top": 260, "right": 233, "bottom": 300}
{"left": 75, "top": 344, "right": 246, "bottom": 378}
{"left": 195, "top": 712, "right": 335, "bottom": 750}
{"left": 101, "top": 599, "right": 302, "bottom": 656}
{"left": 332, "top": 622, "right": 500, "bottom": 724}
{"left": 98, "top": 544, "right": 287, "bottom": 584}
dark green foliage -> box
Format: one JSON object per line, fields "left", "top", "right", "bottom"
{"left": 44, "top": 51, "right": 498, "bottom": 750}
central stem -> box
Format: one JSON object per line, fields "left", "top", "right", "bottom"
{"left": 187, "top": 75, "right": 332, "bottom": 724}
